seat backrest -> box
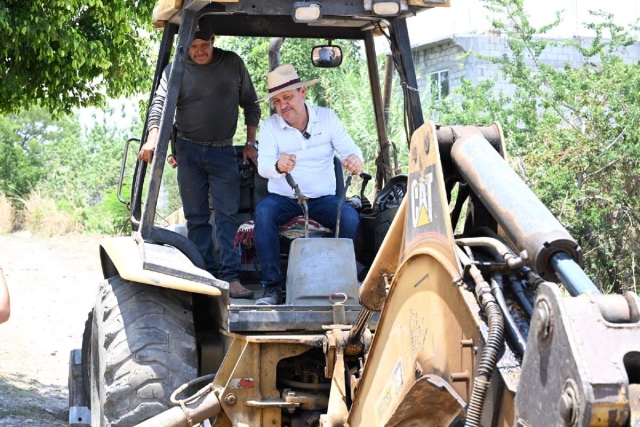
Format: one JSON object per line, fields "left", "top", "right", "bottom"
{"left": 236, "top": 147, "right": 345, "bottom": 220}
{"left": 235, "top": 147, "right": 267, "bottom": 223}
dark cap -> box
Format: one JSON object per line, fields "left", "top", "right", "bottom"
{"left": 194, "top": 19, "right": 213, "bottom": 41}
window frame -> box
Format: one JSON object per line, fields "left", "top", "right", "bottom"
{"left": 428, "top": 69, "right": 450, "bottom": 102}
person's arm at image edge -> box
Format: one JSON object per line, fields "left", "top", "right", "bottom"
{"left": 0, "top": 267, "right": 10, "bottom": 324}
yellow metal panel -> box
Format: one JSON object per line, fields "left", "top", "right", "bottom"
{"left": 407, "top": 0, "right": 451, "bottom": 7}
{"left": 349, "top": 123, "right": 492, "bottom": 425}
{"left": 221, "top": 330, "right": 325, "bottom": 344}
{"left": 349, "top": 250, "right": 474, "bottom": 426}
{"left": 401, "top": 122, "right": 460, "bottom": 268}
{"left": 359, "top": 197, "right": 407, "bottom": 311}
{"left": 192, "top": 0, "right": 238, "bottom": 3}
{"left": 165, "top": 207, "right": 185, "bottom": 225}
{"left": 153, "top": 0, "right": 182, "bottom": 28}
{"left": 100, "top": 236, "right": 222, "bottom": 296}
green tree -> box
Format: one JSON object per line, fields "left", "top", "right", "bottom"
{"left": 0, "top": 0, "right": 157, "bottom": 115}
{"left": 39, "top": 105, "right": 143, "bottom": 232}
{"left": 0, "top": 109, "right": 66, "bottom": 198}
{"left": 0, "top": 104, "right": 142, "bottom": 233}
{"left": 432, "top": 0, "right": 640, "bottom": 291}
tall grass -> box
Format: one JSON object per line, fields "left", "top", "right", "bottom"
{"left": 19, "top": 191, "right": 79, "bottom": 237}
{"left": 0, "top": 193, "right": 14, "bottom": 233}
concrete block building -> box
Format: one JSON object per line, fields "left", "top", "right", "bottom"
{"left": 404, "top": 0, "right": 640, "bottom": 102}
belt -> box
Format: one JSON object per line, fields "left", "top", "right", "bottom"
{"left": 185, "top": 137, "right": 234, "bottom": 148}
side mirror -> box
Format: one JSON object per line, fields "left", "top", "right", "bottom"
{"left": 311, "top": 45, "right": 342, "bottom": 68}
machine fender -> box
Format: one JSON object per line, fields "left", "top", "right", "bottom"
{"left": 99, "top": 236, "right": 222, "bottom": 297}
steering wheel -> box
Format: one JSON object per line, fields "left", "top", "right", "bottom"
{"left": 374, "top": 174, "right": 408, "bottom": 213}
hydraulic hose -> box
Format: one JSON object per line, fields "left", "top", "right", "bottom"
{"left": 456, "top": 247, "right": 505, "bottom": 427}
{"left": 279, "top": 378, "right": 331, "bottom": 391}
{"left": 521, "top": 266, "right": 545, "bottom": 289}
{"left": 455, "top": 237, "right": 526, "bottom": 270}
{"left": 491, "top": 274, "right": 526, "bottom": 356}
{"left": 508, "top": 274, "right": 533, "bottom": 317}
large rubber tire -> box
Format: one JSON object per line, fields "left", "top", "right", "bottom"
{"left": 81, "top": 310, "right": 93, "bottom": 408}
{"left": 90, "top": 276, "right": 198, "bottom": 426}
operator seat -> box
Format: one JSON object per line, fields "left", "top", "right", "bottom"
{"left": 232, "top": 148, "right": 345, "bottom": 261}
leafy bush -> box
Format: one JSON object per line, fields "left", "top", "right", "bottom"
{"left": 82, "top": 189, "right": 132, "bottom": 236}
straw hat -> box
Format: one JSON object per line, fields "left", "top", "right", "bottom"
{"left": 258, "top": 64, "right": 318, "bottom": 102}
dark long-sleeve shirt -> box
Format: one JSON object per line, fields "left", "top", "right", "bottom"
{"left": 148, "top": 48, "right": 261, "bottom": 142}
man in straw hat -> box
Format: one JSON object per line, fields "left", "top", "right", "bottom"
{"left": 254, "top": 64, "right": 363, "bottom": 305}
{"left": 138, "top": 17, "right": 260, "bottom": 299}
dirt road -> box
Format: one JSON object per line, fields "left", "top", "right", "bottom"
{"left": 0, "top": 233, "right": 104, "bottom": 426}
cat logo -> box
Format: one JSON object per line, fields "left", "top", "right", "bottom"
{"left": 411, "top": 173, "right": 433, "bottom": 228}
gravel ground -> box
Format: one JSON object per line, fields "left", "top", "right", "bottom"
{"left": 0, "top": 233, "right": 104, "bottom": 426}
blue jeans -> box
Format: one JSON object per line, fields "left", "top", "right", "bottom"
{"left": 254, "top": 193, "right": 359, "bottom": 287}
{"left": 176, "top": 140, "right": 241, "bottom": 282}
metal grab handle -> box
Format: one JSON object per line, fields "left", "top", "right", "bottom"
{"left": 330, "top": 293, "right": 348, "bottom": 325}
{"left": 117, "top": 137, "right": 139, "bottom": 206}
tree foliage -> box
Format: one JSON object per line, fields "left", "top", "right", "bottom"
{"left": 0, "top": 0, "right": 157, "bottom": 115}
{"left": 217, "top": 37, "right": 365, "bottom": 108}
{"left": 0, "top": 106, "right": 141, "bottom": 234}
{"left": 430, "top": 0, "right": 640, "bottom": 292}
{"left": 0, "top": 109, "right": 55, "bottom": 197}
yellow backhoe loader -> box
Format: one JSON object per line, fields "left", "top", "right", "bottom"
{"left": 67, "top": 0, "right": 640, "bottom": 426}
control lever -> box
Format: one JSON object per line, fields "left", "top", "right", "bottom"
{"left": 285, "top": 173, "right": 309, "bottom": 238}
{"left": 359, "top": 172, "right": 372, "bottom": 200}
{"left": 335, "top": 174, "right": 354, "bottom": 238}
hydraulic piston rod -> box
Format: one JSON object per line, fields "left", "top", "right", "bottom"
{"left": 550, "top": 252, "right": 601, "bottom": 296}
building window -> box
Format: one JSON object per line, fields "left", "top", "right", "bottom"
{"left": 429, "top": 69, "right": 449, "bottom": 101}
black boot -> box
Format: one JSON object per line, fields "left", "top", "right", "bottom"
{"left": 256, "top": 285, "right": 282, "bottom": 305}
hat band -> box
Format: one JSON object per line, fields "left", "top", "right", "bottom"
{"left": 268, "top": 78, "right": 301, "bottom": 93}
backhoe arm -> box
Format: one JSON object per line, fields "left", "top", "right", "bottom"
{"left": 345, "top": 123, "right": 640, "bottom": 426}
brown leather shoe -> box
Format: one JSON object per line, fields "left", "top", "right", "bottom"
{"left": 228, "top": 281, "right": 254, "bottom": 299}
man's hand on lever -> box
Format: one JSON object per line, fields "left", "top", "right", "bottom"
{"left": 342, "top": 154, "right": 362, "bottom": 175}
{"left": 277, "top": 153, "right": 297, "bottom": 173}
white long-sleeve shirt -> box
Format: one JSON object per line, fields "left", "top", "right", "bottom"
{"left": 258, "top": 104, "right": 363, "bottom": 199}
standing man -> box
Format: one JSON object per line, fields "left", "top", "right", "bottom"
{"left": 254, "top": 64, "right": 363, "bottom": 305}
{"left": 138, "top": 18, "right": 260, "bottom": 298}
